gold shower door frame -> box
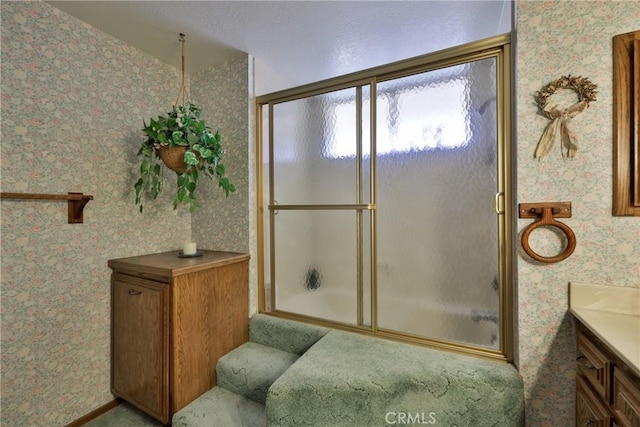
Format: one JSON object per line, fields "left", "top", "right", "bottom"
{"left": 256, "top": 34, "right": 514, "bottom": 362}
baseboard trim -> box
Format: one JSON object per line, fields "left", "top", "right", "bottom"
{"left": 65, "top": 398, "right": 121, "bottom": 427}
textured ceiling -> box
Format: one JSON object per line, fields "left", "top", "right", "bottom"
{"left": 47, "top": 1, "right": 511, "bottom": 88}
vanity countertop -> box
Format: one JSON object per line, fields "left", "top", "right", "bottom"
{"left": 569, "top": 282, "right": 640, "bottom": 377}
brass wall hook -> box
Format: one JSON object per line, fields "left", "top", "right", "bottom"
{"left": 519, "top": 202, "right": 576, "bottom": 263}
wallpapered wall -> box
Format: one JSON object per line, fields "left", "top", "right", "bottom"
{"left": 190, "top": 58, "right": 255, "bottom": 310}
{"left": 191, "top": 58, "right": 250, "bottom": 253}
{"left": 516, "top": 1, "right": 640, "bottom": 425}
{"left": 0, "top": 2, "right": 249, "bottom": 425}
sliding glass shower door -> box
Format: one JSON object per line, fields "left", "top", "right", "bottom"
{"left": 375, "top": 58, "right": 500, "bottom": 348}
{"left": 264, "top": 86, "right": 373, "bottom": 327}
{"left": 258, "top": 35, "right": 512, "bottom": 358}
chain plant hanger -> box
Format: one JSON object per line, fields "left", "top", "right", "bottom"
{"left": 134, "top": 32, "right": 236, "bottom": 213}
{"left": 175, "top": 33, "right": 191, "bottom": 108}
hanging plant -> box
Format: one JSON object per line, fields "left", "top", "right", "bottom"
{"left": 134, "top": 34, "right": 235, "bottom": 212}
{"left": 134, "top": 103, "right": 235, "bottom": 212}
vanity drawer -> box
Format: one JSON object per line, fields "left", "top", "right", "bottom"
{"left": 577, "top": 327, "right": 612, "bottom": 403}
{"left": 613, "top": 367, "right": 640, "bottom": 427}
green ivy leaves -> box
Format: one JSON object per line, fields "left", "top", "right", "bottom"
{"left": 135, "top": 103, "right": 236, "bottom": 213}
{"left": 134, "top": 159, "right": 162, "bottom": 212}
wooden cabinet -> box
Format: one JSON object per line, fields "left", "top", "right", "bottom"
{"left": 109, "top": 250, "right": 250, "bottom": 424}
{"left": 575, "top": 321, "right": 640, "bottom": 427}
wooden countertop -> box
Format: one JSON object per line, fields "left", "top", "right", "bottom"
{"left": 569, "top": 282, "right": 640, "bottom": 377}
{"left": 108, "top": 250, "right": 250, "bottom": 282}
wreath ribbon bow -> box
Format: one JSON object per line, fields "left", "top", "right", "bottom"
{"left": 535, "top": 100, "right": 587, "bottom": 160}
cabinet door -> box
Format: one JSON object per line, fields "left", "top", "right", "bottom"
{"left": 613, "top": 368, "right": 640, "bottom": 427}
{"left": 111, "top": 273, "right": 169, "bottom": 423}
{"left": 170, "top": 260, "right": 249, "bottom": 412}
{"left": 577, "top": 375, "right": 613, "bottom": 427}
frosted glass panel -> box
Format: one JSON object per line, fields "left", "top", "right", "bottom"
{"left": 272, "top": 88, "right": 358, "bottom": 205}
{"left": 274, "top": 210, "right": 358, "bottom": 325}
{"left": 376, "top": 58, "right": 499, "bottom": 348}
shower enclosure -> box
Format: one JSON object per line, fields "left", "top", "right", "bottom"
{"left": 257, "top": 35, "right": 513, "bottom": 359}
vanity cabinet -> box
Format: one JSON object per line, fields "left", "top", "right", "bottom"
{"left": 575, "top": 321, "right": 640, "bottom": 427}
{"left": 108, "top": 250, "right": 250, "bottom": 424}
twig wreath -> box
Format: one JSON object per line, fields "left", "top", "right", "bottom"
{"left": 533, "top": 75, "right": 598, "bottom": 159}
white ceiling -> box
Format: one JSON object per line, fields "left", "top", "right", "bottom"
{"left": 47, "top": 1, "right": 511, "bottom": 88}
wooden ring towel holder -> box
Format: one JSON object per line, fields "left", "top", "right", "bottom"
{"left": 519, "top": 202, "right": 576, "bottom": 263}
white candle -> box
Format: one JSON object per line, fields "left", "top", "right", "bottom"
{"left": 183, "top": 242, "right": 197, "bottom": 255}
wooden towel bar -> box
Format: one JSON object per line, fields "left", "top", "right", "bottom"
{"left": 1, "top": 192, "right": 93, "bottom": 224}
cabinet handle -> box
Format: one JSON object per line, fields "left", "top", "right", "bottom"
{"left": 576, "top": 355, "right": 596, "bottom": 370}
{"left": 128, "top": 289, "right": 142, "bottom": 296}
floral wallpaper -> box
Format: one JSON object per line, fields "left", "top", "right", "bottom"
{"left": 191, "top": 58, "right": 250, "bottom": 254}
{"left": 0, "top": 2, "right": 249, "bottom": 425}
{"left": 516, "top": 1, "right": 640, "bottom": 425}
{"left": 190, "top": 57, "right": 257, "bottom": 312}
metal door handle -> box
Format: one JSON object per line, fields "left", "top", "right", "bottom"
{"left": 495, "top": 192, "right": 504, "bottom": 214}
